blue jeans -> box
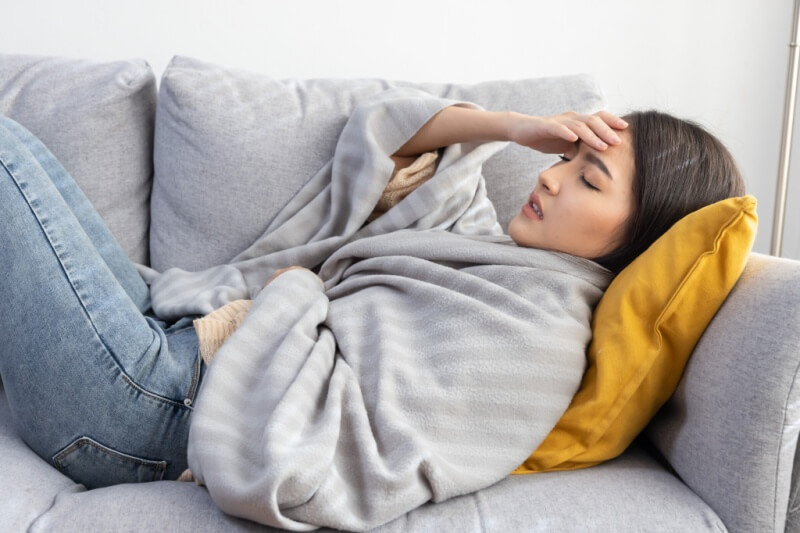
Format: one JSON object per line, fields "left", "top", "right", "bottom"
{"left": 0, "top": 117, "right": 203, "bottom": 488}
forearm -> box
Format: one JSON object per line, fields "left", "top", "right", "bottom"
{"left": 393, "top": 106, "right": 516, "bottom": 158}
{"left": 392, "top": 103, "right": 627, "bottom": 163}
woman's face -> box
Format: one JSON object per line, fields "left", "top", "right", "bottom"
{"left": 508, "top": 135, "right": 635, "bottom": 259}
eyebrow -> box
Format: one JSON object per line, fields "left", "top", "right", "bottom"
{"left": 585, "top": 152, "right": 614, "bottom": 181}
{"left": 575, "top": 140, "right": 614, "bottom": 181}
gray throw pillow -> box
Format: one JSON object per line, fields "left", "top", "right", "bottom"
{"left": 151, "top": 55, "right": 604, "bottom": 271}
{"left": 0, "top": 54, "right": 156, "bottom": 264}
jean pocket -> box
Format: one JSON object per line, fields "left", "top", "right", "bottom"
{"left": 53, "top": 436, "right": 167, "bottom": 489}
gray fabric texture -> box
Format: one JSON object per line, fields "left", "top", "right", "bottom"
{"left": 144, "top": 87, "right": 485, "bottom": 320}
{"left": 150, "top": 55, "right": 604, "bottom": 271}
{"left": 646, "top": 252, "right": 800, "bottom": 533}
{"left": 0, "top": 382, "right": 83, "bottom": 532}
{"left": 21, "top": 442, "right": 725, "bottom": 533}
{"left": 0, "top": 54, "right": 156, "bottom": 264}
{"left": 179, "top": 90, "right": 610, "bottom": 530}
{"left": 1, "top": 379, "right": 727, "bottom": 531}
{"left": 787, "top": 441, "right": 800, "bottom": 533}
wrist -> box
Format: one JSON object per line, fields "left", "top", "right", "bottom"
{"left": 503, "top": 111, "right": 526, "bottom": 144}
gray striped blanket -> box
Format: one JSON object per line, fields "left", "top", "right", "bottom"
{"left": 146, "top": 89, "right": 611, "bottom": 530}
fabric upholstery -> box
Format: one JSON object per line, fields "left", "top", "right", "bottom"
{"left": 0, "top": 382, "right": 82, "bottom": 532}
{"left": 14, "top": 430, "right": 724, "bottom": 532}
{"left": 1, "top": 378, "right": 728, "bottom": 530}
{"left": 520, "top": 196, "right": 757, "bottom": 473}
{"left": 0, "top": 54, "right": 156, "bottom": 264}
{"left": 150, "top": 55, "right": 605, "bottom": 271}
{"left": 646, "top": 252, "right": 800, "bottom": 533}
{"left": 786, "top": 442, "right": 800, "bottom": 533}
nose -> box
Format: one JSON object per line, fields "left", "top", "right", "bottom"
{"left": 538, "top": 167, "right": 560, "bottom": 195}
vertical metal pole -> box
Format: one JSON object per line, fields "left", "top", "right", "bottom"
{"left": 772, "top": 0, "right": 800, "bottom": 256}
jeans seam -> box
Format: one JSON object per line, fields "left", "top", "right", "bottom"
{"left": 2, "top": 154, "right": 189, "bottom": 411}
{"left": 184, "top": 350, "right": 202, "bottom": 408}
{"left": 119, "top": 372, "right": 189, "bottom": 409}
{"left": 52, "top": 436, "right": 167, "bottom": 478}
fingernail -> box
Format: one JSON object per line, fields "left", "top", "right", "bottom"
{"left": 610, "top": 133, "right": 621, "bottom": 144}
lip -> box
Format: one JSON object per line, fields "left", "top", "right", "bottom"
{"left": 521, "top": 191, "right": 544, "bottom": 221}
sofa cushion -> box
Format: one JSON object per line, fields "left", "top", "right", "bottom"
{"left": 0, "top": 54, "right": 156, "bottom": 264}
{"left": 4, "top": 367, "right": 725, "bottom": 532}
{"left": 10, "top": 420, "right": 722, "bottom": 533}
{"left": 0, "top": 382, "right": 83, "bottom": 532}
{"left": 150, "top": 55, "right": 604, "bottom": 271}
{"left": 3, "top": 377, "right": 725, "bottom": 531}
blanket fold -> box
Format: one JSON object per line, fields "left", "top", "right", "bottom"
{"left": 143, "top": 88, "right": 502, "bottom": 321}
{"left": 158, "top": 88, "right": 612, "bottom": 531}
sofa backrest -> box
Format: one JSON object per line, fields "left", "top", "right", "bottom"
{"left": 149, "top": 56, "right": 605, "bottom": 271}
{"left": 0, "top": 54, "right": 156, "bottom": 265}
{"left": 1, "top": 54, "right": 606, "bottom": 272}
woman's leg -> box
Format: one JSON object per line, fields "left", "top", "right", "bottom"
{"left": 0, "top": 118, "right": 201, "bottom": 488}
{"left": 0, "top": 117, "right": 151, "bottom": 313}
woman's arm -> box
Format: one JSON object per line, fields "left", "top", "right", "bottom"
{"left": 392, "top": 105, "right": 628, "bottom": 168}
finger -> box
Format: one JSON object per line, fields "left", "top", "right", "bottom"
{"left": 595, "top": 110, "right": 629, "bottom": 130}
{"left": 584, "top": 114, "right": 623, "bottom": 146}
{"left": 548, "top": 121, "right": 579, "bottom": 143}
{"left": 566, "top": 119, "right": 609, "bottom": 150}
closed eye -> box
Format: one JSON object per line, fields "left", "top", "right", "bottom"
{"left": 581, "top": 174, "right": 600, "bottom": 191}
{"left": 560, "top": 154, "right": 600, "bottom": 190}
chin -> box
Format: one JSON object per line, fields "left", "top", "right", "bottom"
{"left": 507, "top": 213, "right": 528, "bottom": 247}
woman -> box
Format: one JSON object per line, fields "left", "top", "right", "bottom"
{"left": 393, "top": 103, "right": 744, "bottom": 273}
{"left": 0, "top": 94, "right": 744, "bottom": 497}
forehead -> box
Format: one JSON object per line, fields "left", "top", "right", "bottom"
{"left": 576, "top": 134, "right": 634, "bottom": 183}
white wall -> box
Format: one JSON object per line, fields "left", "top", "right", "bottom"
{"left": 4, "top": 0, "right": 797, "bottom": 258}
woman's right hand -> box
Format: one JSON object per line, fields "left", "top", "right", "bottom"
{"left": 507, "top": 110, "right": 628, "bottom": 155}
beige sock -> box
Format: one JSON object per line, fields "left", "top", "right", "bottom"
{"left": 192, "top": 299, "right": 253, "bottom": 365}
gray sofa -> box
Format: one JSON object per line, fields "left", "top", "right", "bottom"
{"left": 1, "top": 54, "right": 799, "bottom": 533}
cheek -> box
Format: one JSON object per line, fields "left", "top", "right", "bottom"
{"left": 543, "top": 192, "right": 628, "bottom": 255}
{"left": 581, "top": 202, "right": 631, "bottom": 252}
{"left": 553, "top": 199, "right": 600, "bottom": 235}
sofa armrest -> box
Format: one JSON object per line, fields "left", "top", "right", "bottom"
{"left": 646, "top": 253, "right": 800, "bottom": 533}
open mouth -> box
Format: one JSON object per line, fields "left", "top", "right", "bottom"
{"left": 529, "top": 201, "right": 543, "bottom": 219}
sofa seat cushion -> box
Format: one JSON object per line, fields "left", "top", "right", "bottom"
{"left": 1, "top": 384, "right": 724, "bottom": 532}
{"left": 0, "top": 382, "right": 84, "bottom": 532}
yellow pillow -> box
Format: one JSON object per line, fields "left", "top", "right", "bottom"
{"left": 514, "top": 195, "right": 758, "bottom": 474}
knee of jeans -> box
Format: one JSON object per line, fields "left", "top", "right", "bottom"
{"left": 0, "top": 117, "right": 33, "bottom": 157}
{"left": 0, "top": 116, "right": 21, "bottom": 138}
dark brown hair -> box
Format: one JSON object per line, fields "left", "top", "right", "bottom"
{"left": 594, "top": 110, "right": 746, "bottom": 274}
